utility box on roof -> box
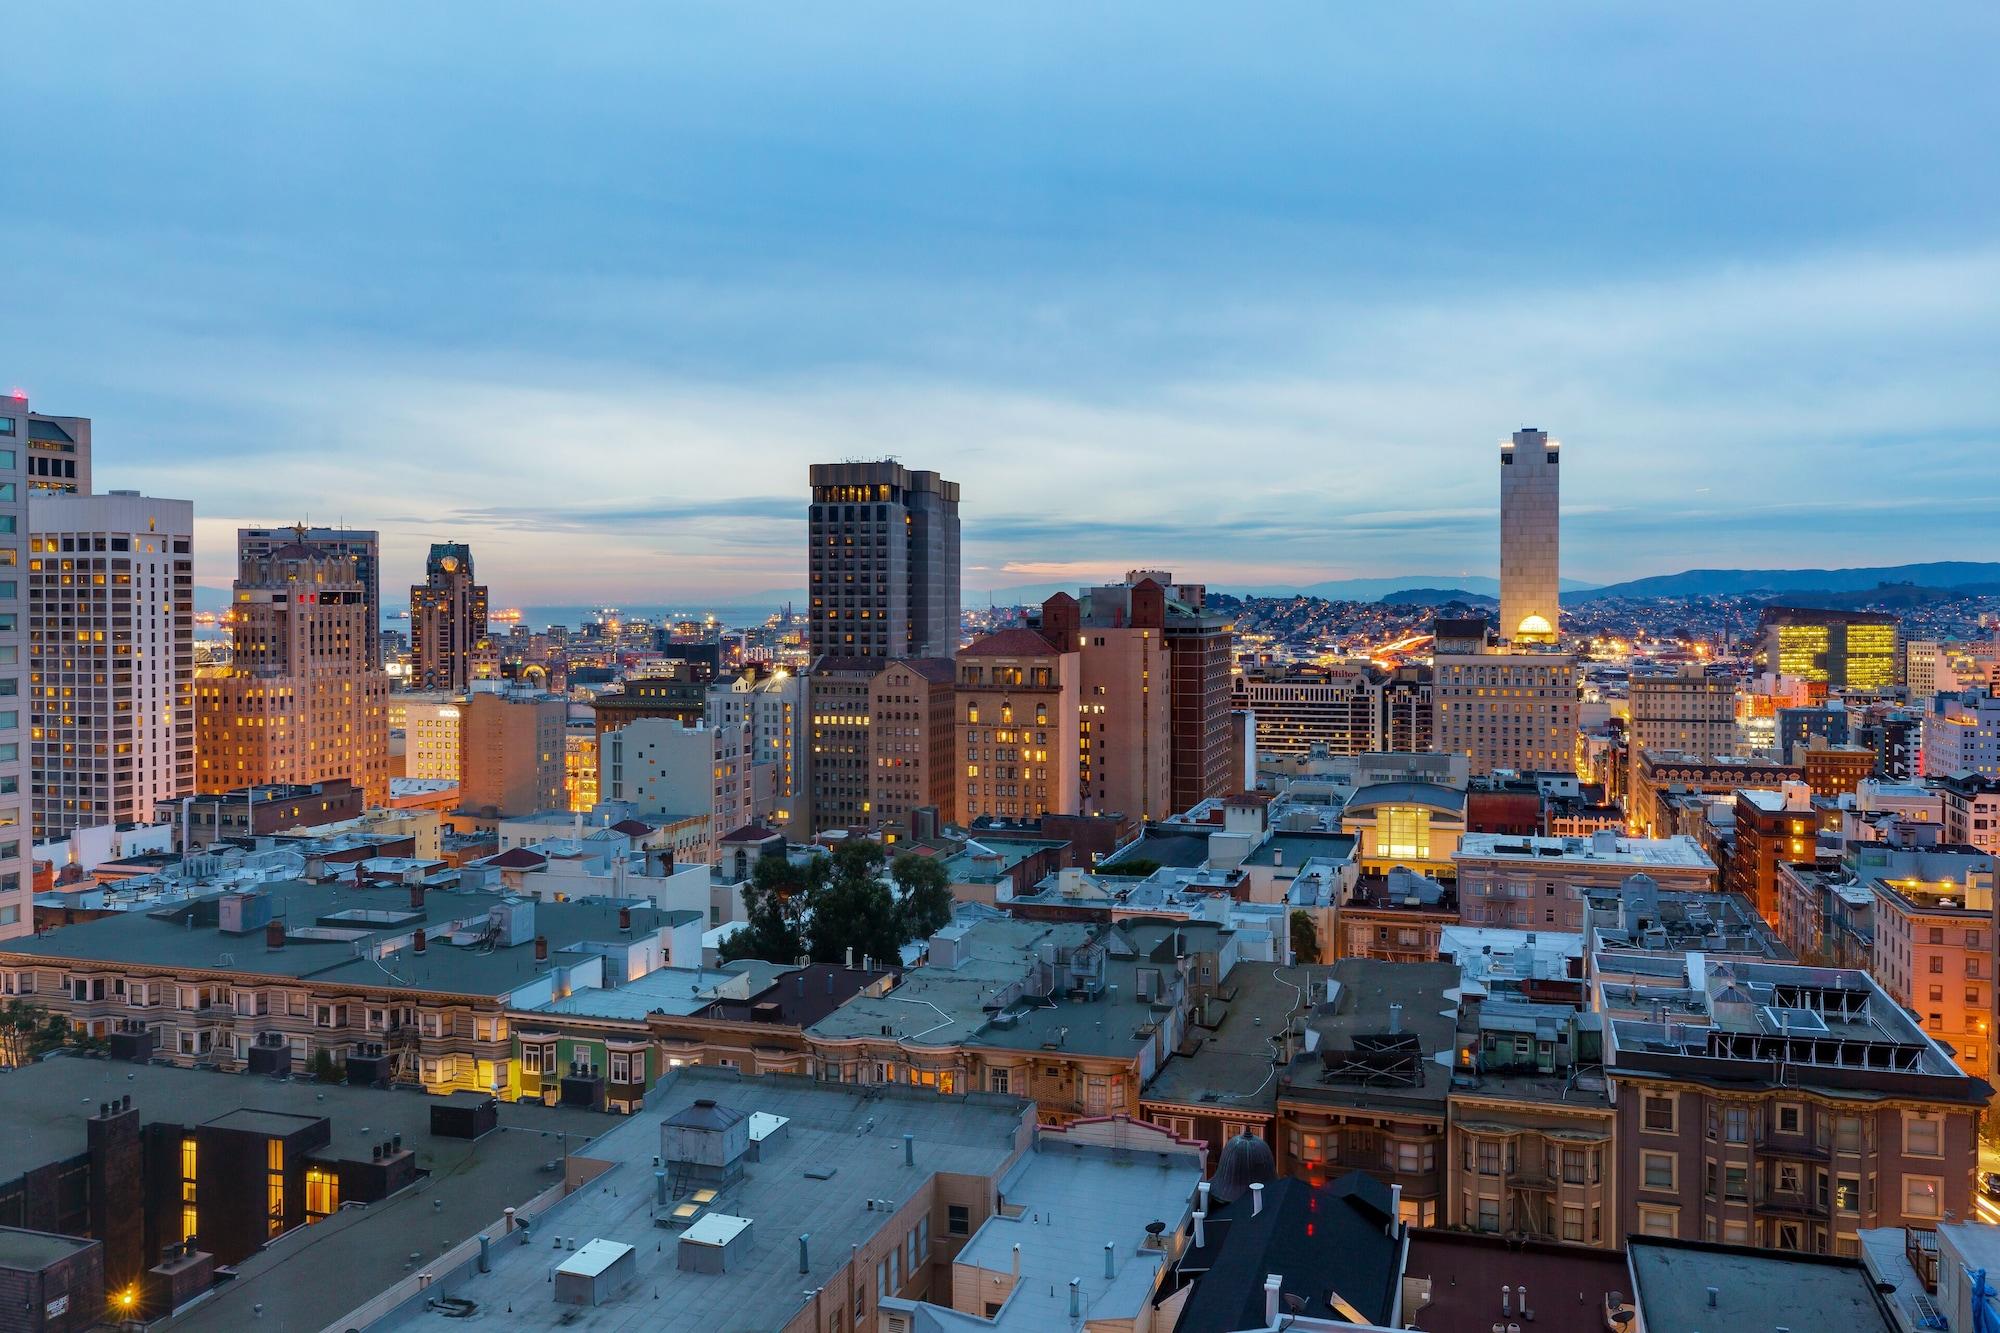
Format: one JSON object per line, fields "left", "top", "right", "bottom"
{"left": 553, "top": 1239, "right": 636, "bottom": 1306}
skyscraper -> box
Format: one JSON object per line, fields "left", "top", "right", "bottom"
{"left": 17, "top": 401, "right": 90, "bottom": 495}
{"left": 195, "top": 537, "right": 389, "bottom": 803}
{"left": 806, "top": 461, "right": 960, "bottom": 660}
{"left": 1760, "top": 607, "right": 1899, "bottom": 695}
{"left": 1499, "top": 427, "right": 1560, "bottom": 644}
{"left": 410, "top": 542, "right": 489, "bottom": 692}
{"left": 0, "top": 397, "right": 29, "bottom": 938}
{"left": 240, "top": 526, "right": 381, "bottom": 666}
{"left": 28, "top": 492, "right": 195, "bottom": 839}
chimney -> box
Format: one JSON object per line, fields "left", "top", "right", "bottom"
{"left": 1503, "top": 1284, "right": 1512, "bottom": 1317}
{"left": 1390, "top": 1183, "right": 1403, "bottom": 1234}
{"left": 1011, "top": 1243, "right": 1021, "bottom": 1278}
{"left": 413, "top": 928, "right": 427, "bottom": 955}
{"left": 1250, "top": 1182, "right": 1264, "bottom": 1216}
{"left": 266, "top": 920, "right": 286, "bottom": 950}
{"left": 903, "top": 1133, "right": 915, "bottom": 1167}
{"left": 798, "top": 1233, "right": 811, "bottom": 1275}
{"left": 1388, "top": 1003, "right": 1403, "bottom": 1035}
{"left": 1068, "top": 1279, "right": 1081, "bottom": 1319}
{"left": 1262, "top": 1274, "right": 1283, "bottom": 1327}
{"left": 1192, "top": 1211, "right": 1206, "bottom": 1248}
{"left": 618, "top": 906, "right": 632, "bottom": 932}
{"left": 409, "top": 881, "right": 425, "bottom": 911}
{"left": 1103, "top": 1242, "right": 1115, "bottom": 1280}
{"left": 534, "top": 936, "right": 549, "bottom": 962}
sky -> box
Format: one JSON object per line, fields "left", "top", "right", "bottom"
{"left": 5, "top": 3, "right": 1997, "bottom": 610}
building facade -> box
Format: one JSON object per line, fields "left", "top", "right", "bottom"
{"left": 1924, "top": 689, "right": 2000, "bottom": 781}
{"left": 0, "top": 397, "right": 27, "bottom": 938}
{"left": 1628, "top": 667, "right": 1737, "bottom": 802}
{"left": 955, "top": 629, "right": 1080, "bottom": 822}
{"left": 1454, "top": 830, "right": 1717, "bottom": 930}
{"left": 17, "top": 400, "right": 90, "bottom": 495}
{"left": 239, "top": 527, "right": 380, "bottom": 667}
{"left": 27, "top": 493, "right": 195, "bottom": 840}
{"left": 1499, "top": 427, "right": 1560, "bottom": 644}
{"left": 1761, "top": 607, "right": 1899, "bottom": 695}
{"left": 458, "top": 689, "right": 565, "bottom": 819}
{"left": 598, "top": 716, "right": 754, "bottom": 853}
{"left": 1434, "top": 649, "right": 1579, "bottom": 777}
{"left": 867, "top": 658, "right": 956, "bottom": 837}
{"left": 409, "top": 543, "right": 489, "bottom": 693}
{"left": 806, "top": 461, "right": 960, "bottom": 661}
{"left": 195, "top": 540, "right": 389, "bottom": 806}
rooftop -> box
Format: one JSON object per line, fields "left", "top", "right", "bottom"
{"left": 1627, "top": 1238, "right": 1896, "bottom": 1333}
{"left": 0, "top": 882, "right": 697, "bottom": 1000}
{"left": 1456, "top": 831, "right": 1715, "bottom": 871}
{"left": 383, "top": 1068, "right": 1031, "bottom": 1333}
{"left": 524, "top": 965, "right": 758, "bottom": 1021}
{"left": 0, "top": 1227, "right": 96, "bottom": 1273}
{"left": 1280, "top": 959, "right": 1461, "bottom": 1114}
{"left": 1401, "top": 1229, "right": 1628, "bottom": 1333}
{"left": 0, "top": 1058, "right": 606, "bottom": 1333}
{"left": 1142, "top": 961, "right": 1314, "bottom": 1114}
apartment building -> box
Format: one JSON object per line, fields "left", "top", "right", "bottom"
{"left": 1926, "top": 689, "right": 2000, "bottom": 780}
{"left": 1628, "top": 666, "right": 1737, "bottom": 800}
{"left": 1600, "top": 951, "right": 1989, "bottom": 1256}
{"left": 867, "top": 657, "right": 956, "bottom": 837}
{"left": 391, "top": 692, "right": 462, "bottom": 783}
{"left": 0, "top": 880, "right": 699, "bottom": 1093}
{"left": 1454, "top": 829, "right": 1716, "bottom": 931}
{"left": 1729, "top": 784, "right": 1821, "bottom": 925}
{"left": 1938, "top": 774, "right": 2000, "bottom": 855}
{"left": 239, "top": 526, "right": 380, "bottom": 666}
{"left": 0, "top": 399, "right": 25, "bottom": 939}
{"left": 458, "top": 688, "right": 565, "bottom": 820}
{"left": 598, "top": 715, "right": 754, "bottom": 856}
{"left": 955, "top": 628, "right": 1080, "bottom": 822}
{"left": 27, "top": 492, "right": 195, "bottom": 840}
{"left": 1865, "top": 849, "right": 1995, "bottom": 1077}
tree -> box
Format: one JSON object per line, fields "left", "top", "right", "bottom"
{"left": 0, "top": 999, "right": 66, "bottom": 1068}
{"left": 1289, "top": 910, "right": 1320, "bottom": 966}
{"left": 721, "top": 850, "right": 824, "bottom": 964}
{"left": 891, "top": 852, "right": 954, "bottom": 942}
{"left": 807, "top": 842, "right": 904, "bottom": 970}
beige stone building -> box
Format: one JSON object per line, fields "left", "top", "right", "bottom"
{"left": 955, "top": 628, "right": 1080, "bottom": 822}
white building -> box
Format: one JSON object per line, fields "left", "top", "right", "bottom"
{"left": 1923, "top": 688, "right": 2000, "bottom": 780}
{"left": 28, "top": 490, "right": 195, "bottom": 841}
{"left": 398, "top": 694, "right": 464, "bottom": 782}
{"left": 1499, "top": 427, "right": 1560, "bottom": 644}
{"left": 599, "top": 717, "right": 755, "bottom": 854}
{"left": 706, "top": 670, "right": 803, "bottom": 831}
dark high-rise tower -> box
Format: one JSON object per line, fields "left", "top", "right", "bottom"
{"left": 807, "top": 461, "right": 960, "bottom": 661}
{"left": 410, "top": 542, "right": 489, "bottom": 692}
{"left": 240, "top": 526, "right": 381, "bottom": 666}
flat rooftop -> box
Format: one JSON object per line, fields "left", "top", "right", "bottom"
{"left": 0, "top": 1058, "right": 605, "bottom": 1333}
{"left": 1402, "top": 1230, "right": 1627, "bottom": 1333}
{"left": 1, "top": 880, "right": 696, "bottom": 1000}
{"left": 1282, "top": 959, "right": 1461, "bottom": 1114}
{"left": 384, "top": 1068, "right": 1030, "bottom": 1333}
{"left": 526, "top": 966, "right": 755, "bottom": 1020}
{"left": 952, "top": 1134, "right": 1199, "bottom": 1330}
{"left": 1143, "top": 961, "right": 1313, "bottom": 1114}
{"left": 1457, "top": 832, "right": 1715, "bottom": 871}
{"left": 809, "top": 918, "right": 1095, "bottom": 1046}
{"left": 0, "top": 1227, "right": 96, "bottom": 1272}
{"left": 1628, "top": 1238, "right": 1895, "bottom": 1333}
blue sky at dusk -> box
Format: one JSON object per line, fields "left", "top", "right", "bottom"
{"left": 5, "top": 3, "right": 1997, "bottom": 608}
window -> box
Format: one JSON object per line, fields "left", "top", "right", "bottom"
{"left": 1638, "top": 1206, "right": 1677, "bottom": 1238}
{"left": 947, "top": 1204, "right": 969, "bottom": 1236}
{"left": 1775, "top": 1104, "right": 1802, "bottom": 1135}
{"left": 1643, "top": 1094, "right": 1675, "bottom": 1133}
{"left": 1562, "top": 1206, "right": 1585, "bottom": 1242}
{"left": 609, "top": 1050, "right": 635, "bottom": 1084}
{"left": 988, "top": 1068, "right": 1009, "bottom": 1095}
{"left": 1724, "top": 1165, "right": 1748, "bottom": 1201}
{"left": 1834, "top": 1116, "right": 1863, "bottom": 1153}
{"left": 1724, "top": 1106, "right": 1749, "bottom": 1143}
{"left": 1905, "top": 1116, "right": 1942, "bottom": 1157}
{"left": 1905, "top": 1176, "right": 1941, "bottom": 1220}
{"left": 1641, "top": 1151, "right": 1676, "bottom": 1191}
{"left": 1777, "top": 1162, "right": 1802, "bottom": 1194}
{"left": 1835, "top": 1176, "right": 1860, "bottom": 1212}
{"left": 1776, "top": 1221, "right": 1803, "bottom": 1251}
{"left": 304, "top": 1166, "right": 339, "bottom": 1221}
{"left": 1477, "top": 1141, "right": 1501, "bottom": 1175}
{"left": 1476, "top": 1198, "right": 1500, "bottom": 1232}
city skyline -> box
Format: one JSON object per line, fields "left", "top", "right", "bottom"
{"left": 5, "top": 3, "right": 1997, "bottom": 603}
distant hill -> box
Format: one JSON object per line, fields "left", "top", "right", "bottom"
{"left": 1570, "top": 561, "right": 2000, "bottom": 602}
{"left": 1378, "top": 587, "right": 1499, "bottom": 607}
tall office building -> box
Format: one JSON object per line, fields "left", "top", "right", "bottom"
{"left": 28, "top": 492, "right": 195, "bottom": 839}
{"left": 1760, "top": 607, "right": 1899, "bottom": 694}
{"left": 410, "top": 542, "right": 489, "bottom": 692}
{"left": 1499, "top": 428, "right": 1560, "bottom": 644}
{"left": 1433, "top": 647, "right": 1578, "bottom": 776}
{"left": 240, "top": 526, "right": 381, "bottom": 667}
{"left": 16, "top": 400, "right": 91, "bottom": 495}
{"left": 806, "top": 461, "right": 960, "bottom": 660}
{"left": 0, "top": 397, "right": 28, "bottom": 938}
{"left": 195, "top": 539, "right": 389, "bottom": 804}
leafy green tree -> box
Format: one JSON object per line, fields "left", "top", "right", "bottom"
{"left": 721, "top": 849, "right": 824, "bottom": 963}
{"left": 891, "top": 851, "right": 955, "bottom": 942}
{"left": 0, "top": 999, "right": 67, "bottom": 1068}
{"left": 1289, "top": 910, "right": 1320, "bottom": 965}
{"left": 807, "top": 842, "right": 904, "bottom": 970}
